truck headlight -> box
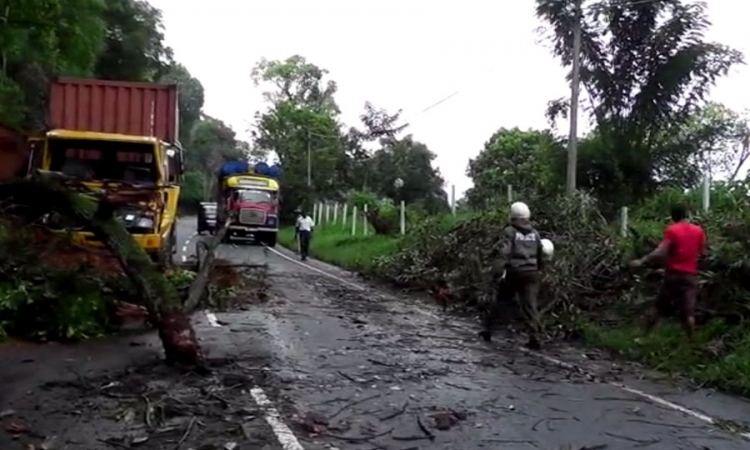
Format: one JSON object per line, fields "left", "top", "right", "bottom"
{"left": 135, "top": 217, "right": 155, "bottom": 229}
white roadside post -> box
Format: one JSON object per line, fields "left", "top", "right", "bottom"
{"left": 333, "top": 203, "right": 339, "bottom": 225}
{"left": 342, "top": 204, "right": 348, "bottom": 226}
{"left": 702, "top": 176, "right": 710, "bottom": 212}
{"left": 451, "top": 184, "right": 456, "bottom": 216}
{"left": 394, "top": 177, "right": 406, "bottom": 235}
{"left": 312, "top": 203, "right": 317, "bottom": 222}
{"left": 620, "top": 206, "right": 628, "bottom": 237}
{"left": 400, "top": 200, "right": 406, "bottom": 235}
{"left": 325, "top": 203, "right": 331, "bottom": 223}
{"left": 351, "top": 206, "right": 357, "bottom": 236}
{"left": 363, "top": 204, "right": 368, "bottom": 236}
{"left": 507, "top": 184, "right": 513, "bottom": 203}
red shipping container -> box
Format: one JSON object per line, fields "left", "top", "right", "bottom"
{"left": 0, "top": 124, "right": 28, "bottom": 180}
{"left": 48, "top": 77, "right": 180, "bottom": 144}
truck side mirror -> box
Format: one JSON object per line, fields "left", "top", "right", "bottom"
{"left": 166, "top": 145, "right": 184, "bottom": 182}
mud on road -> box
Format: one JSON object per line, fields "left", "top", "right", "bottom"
{"left": 3, "top": 222, "right": 750, "bottom": 450}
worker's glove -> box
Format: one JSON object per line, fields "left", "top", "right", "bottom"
{"left": 492, "top": 270, "right": 506, "bottom": 284}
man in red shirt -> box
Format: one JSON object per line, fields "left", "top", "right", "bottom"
{"left": 630, "top": 204, "right": 706, "bottom": 339}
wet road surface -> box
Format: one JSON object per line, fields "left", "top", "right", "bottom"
{"left": 2, "top": 217, "right": 750, "bottom": 449}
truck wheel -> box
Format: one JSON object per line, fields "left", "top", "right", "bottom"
{"left": 264, "top": 233, "right": 277, "bottom": 248}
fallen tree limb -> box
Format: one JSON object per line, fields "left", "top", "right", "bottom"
{"left": 183, "top": 221, "right": 229, "bottom": 313}
{"left": 0, "top": 171, "right": 204, "bottom": 368}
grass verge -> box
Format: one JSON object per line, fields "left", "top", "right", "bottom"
{"left": 582, "top": 319, "right": 750, "bottom": 395}
{"left": 278, "top": 224, "right": 398, "bottom": 271}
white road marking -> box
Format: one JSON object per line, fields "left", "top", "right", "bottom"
{"left": 265, "top": 244, "right": 750, "bottom": 441}
{"left": 205, "top": 310, "right": 221, "bottom": 327}
{"left": 265, "top": 246, "right": 366, "bottom": 292}
{"left": 250, "top": 387, "right": 305, "bottom": 450}
{"left": 528, "top": 350, "right": 750, "bottom": 439}
{"left": 180, "top": 232, "right": 198, "bottom": 263}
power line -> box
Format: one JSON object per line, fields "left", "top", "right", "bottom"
{"left": 420, "top": 91, "right": 460, "bottom": 114}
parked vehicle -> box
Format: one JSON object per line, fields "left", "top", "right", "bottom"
{"left": 33, "top": 77, "right": 185, "bottom": 268}
{"left": 216, "top": 161, "right": 281, "bottom": 246}
{"left": 198, "top": 202, "right": 218, "bottom": 235}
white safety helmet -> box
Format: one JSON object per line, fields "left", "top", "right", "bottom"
{"left": 510, "top": 201, "right": 531, "bottom": 220}
{"left": 541, "top": 238, "right": 554, "bottom": 259}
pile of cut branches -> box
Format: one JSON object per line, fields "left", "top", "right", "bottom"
{"left": 374, "top": 193, "right": 632, "bottom": 334}
{"left": 377, "top": 185, "right": 750, "bottom": 336}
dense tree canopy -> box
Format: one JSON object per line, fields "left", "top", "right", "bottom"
{"left": 465, "top": 128, "right": 564, "bottom": 209}
{"left": 534, "top": 0, "right": 745, "bottom": 208}
{"left": 250, "top": 55, "right": 449, "bottom": 219}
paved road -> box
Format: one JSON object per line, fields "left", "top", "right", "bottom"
{"left": 3, "top": 216, "right": 750, "bottom": 450}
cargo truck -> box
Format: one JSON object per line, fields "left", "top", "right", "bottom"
{"left": 216, "top": 161, "right": 281, "bottom": 246}
{"left": 34, "top": 77, "right": 184, "bottom": 268}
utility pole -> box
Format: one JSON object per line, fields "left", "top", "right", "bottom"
{"left": 566, "top": 0, "right": 582, "bottom": 196}
{"left": 306, "top": 129, "right": 312, "bottom": 187}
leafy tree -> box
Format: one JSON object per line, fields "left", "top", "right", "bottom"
{"left": 465, "top": 128, "right": 564, "bottom": 208}
{"left": 254, "top": 101, "right": 342, "bottom": 216}
{"left": 251, "top": 55, "right": 339, "bottom": 114}
{"left": 536, "top": 0, "right": 744, "bottom": 206}
{"left": 340, "top": 103, "right": 409, "bottom": 191}
{"left": 251, "top": 56, "right": 344, "bottom": 216}
{"left": 160, "top": 63, "right": 205, "bottom": 144}
{"left": 0, "top": 0, "right": 105, "bottom": 127}
{"left": 94, "top": 0, "right": 172, "bottom": 82}
{"left": 369, "top": 136, "right": 448, "bottom": 213}
{"left": 185, "top": 116, "right": 249, "bottom": 200}
{"left": 251, "top": 55, "right": 448, "bottom": 218}
{"left": 680, "top": 103, "right": 750, "bottom": 181}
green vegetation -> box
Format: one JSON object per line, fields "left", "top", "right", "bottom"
{"left": 278, "top": 225, "right": 397, "bottom": 271}
{"left": 582, "top": 321, "right": 750, "bottom": 395}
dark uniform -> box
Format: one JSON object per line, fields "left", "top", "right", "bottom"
{"left": 480, "top": 218, "right": 544, "bottom": 349}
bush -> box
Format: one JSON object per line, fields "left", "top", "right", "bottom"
{"left": 0, "top": 219, "right": 117, "bottom": 341}
{"left": 375, "top": 193, "right": 630, "bottom": 326}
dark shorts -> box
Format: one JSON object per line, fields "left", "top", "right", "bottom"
{"left": 655, "top": 270, "right": 698, "bottom": 318}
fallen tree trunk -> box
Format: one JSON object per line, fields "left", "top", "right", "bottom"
{"left": 0, "top": 172, "right": 204, "bottom": 368}
{"left": 183, "top": 220, "right": 229, "bottom": 313}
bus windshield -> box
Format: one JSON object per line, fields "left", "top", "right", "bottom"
{"left": 238, "top": 189, "right": 275, "bottom": 204}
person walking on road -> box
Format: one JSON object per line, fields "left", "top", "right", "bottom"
{"left": 480, "top": 201, "right": 546, "bottom": 350}
{"left": 293, "top": 209, "right": 302, "bottom": 242}
{"left": 295, "top": 211, "right": 315, "bottom": 261}
{"left": 629, "top": 204, "right": 706, "bottom": 340}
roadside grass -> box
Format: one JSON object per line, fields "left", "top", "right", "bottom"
{"left": 278, "top": 224, "right": 398, "bottom": 271}
{"left": 581, "top": 319, "right": 750, "bottom": 395}
{"left": 278, "top": 218, "right": 750, "bottom": 397}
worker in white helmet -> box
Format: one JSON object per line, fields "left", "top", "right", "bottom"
{"left": 480, "top": 201, "right": 545, "bottom": 350}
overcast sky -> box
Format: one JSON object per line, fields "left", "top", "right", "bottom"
{"left": 150, "top": 0, "right": 749, "bottom": 196}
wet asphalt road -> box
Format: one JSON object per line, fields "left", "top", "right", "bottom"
{"left": 3, "top": 216, "right": 750, "bottom": 449}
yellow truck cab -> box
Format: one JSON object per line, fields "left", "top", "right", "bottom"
{"left": 39, "top": 129, "right": 182, "bottom": 266}
{"left": 37, "top": 77, "right": 184, "bottom": 268}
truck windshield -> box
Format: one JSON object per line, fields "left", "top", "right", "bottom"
{"left": 48, "top": 138, "right": 158, "bottom": 184}
{"left": 238, "top": 189, "right": 274, "bottom": 204}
